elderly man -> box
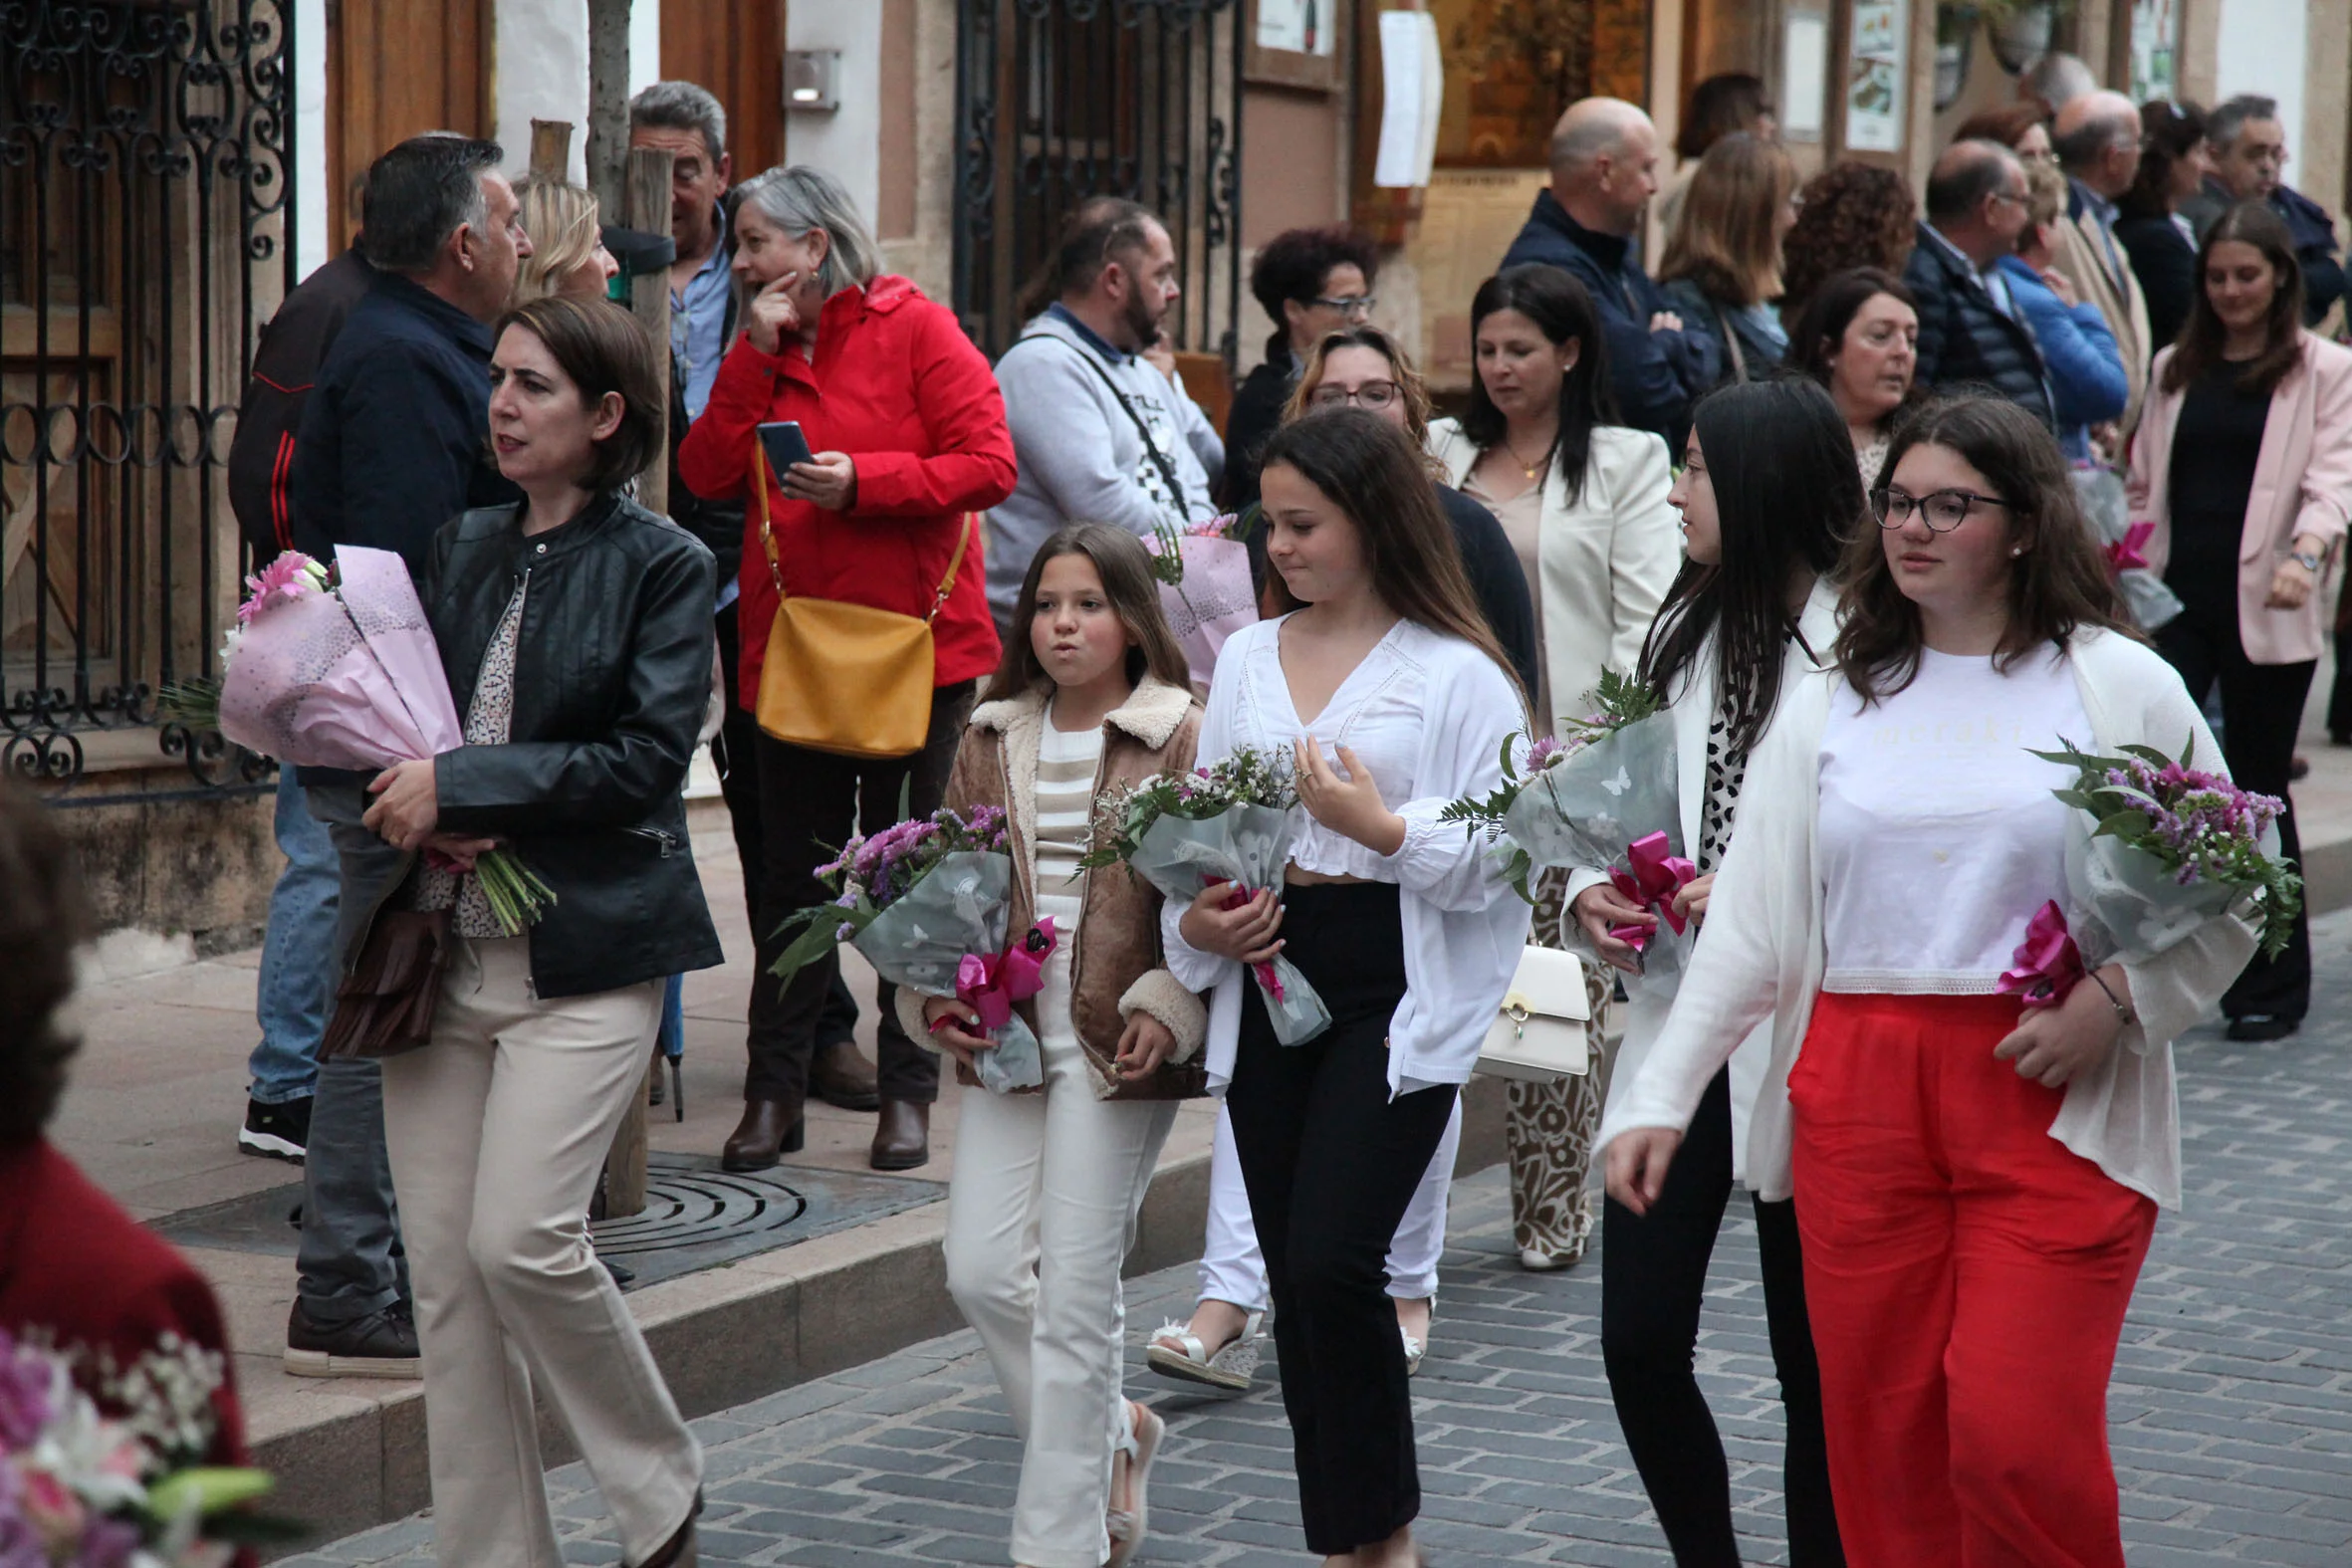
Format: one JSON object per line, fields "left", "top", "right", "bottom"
{"left": 2051, "top": 90, "right": 2153, "bottom": 431}
{"left": 2018, "top": 51, "right": 2097, "bottom": 115}
{"left": 1501, "top": 97, "right": 1719, "bottom": 448}
{"left": 1902, "top": 139, "right": 2053, "bottom": 427}
{"left": 2180, "top": 94, "right": 2347, "bottom": 328}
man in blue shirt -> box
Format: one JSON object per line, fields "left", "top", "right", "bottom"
{"left": 628, "top": 81, "right": 735, "bottom": 422}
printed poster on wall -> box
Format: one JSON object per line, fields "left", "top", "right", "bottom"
{"left": 1257, "top": 0, "right": 1334, "bottom": 57}
{"left": 1845, "top": 0, "right": 1905, "bottom": 152}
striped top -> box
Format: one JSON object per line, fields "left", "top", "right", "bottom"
{"left": 1033, "top": 719, "right": 1104, "bottom": 1054}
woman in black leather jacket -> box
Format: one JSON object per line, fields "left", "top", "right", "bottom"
{"left": 355, "top": 295, "right": 720, "bottom": 1568}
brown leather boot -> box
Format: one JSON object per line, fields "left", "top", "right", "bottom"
{"left": 869, "top": 1098, "right": 931, "bottom": 1171}
{"left": 720, "top": 1097, "right": 803, "bottom": 1172}
{"left": 809, "top": 1039, "right": 880, "bottom": 1110}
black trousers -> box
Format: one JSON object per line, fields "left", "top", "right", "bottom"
{"left": 1224, "top": 883, "right": 1457, "bottom": 1556}
{"left": 712, "top": 602, "right": 861, "bottom": 1058}
{"left": 2155, "top": 599, "right": 2313, "bottom": 1019}
{"left": 742, "top": 673, "right": 973, "bottom": 1105}
{"left": 1601, "top": 1068, "right": 1843, "bottom": 1567}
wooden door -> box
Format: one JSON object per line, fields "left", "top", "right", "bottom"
{"left": 326, "top": 0, "right": 494, "bottom": 254}
{"left": 661, "top": 1, "right": 788, "bottom": 176}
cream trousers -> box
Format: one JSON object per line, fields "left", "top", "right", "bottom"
{"left": 381, "top": 937, "right": 700, "bottom": 1568}
{"left": 943, "top": 1029, "right": 1178, "bottom": 1568}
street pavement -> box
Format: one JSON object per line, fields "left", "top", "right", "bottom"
{"left": 277, "top": 909, "right": 2352, "bottom": 1567}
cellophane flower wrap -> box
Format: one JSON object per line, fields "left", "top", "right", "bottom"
{"left": 159, "top": 547, "right": 554, "bottom": 935}
{"left": 769, "top": 806, "right": 1047, "bottom": 1093}
{"left": 1145, "top": 508, "right": 1262, "bottom": 690}
{"left": 1080, "top": 745, "right": 1330, "bottom": 1045}
{"left": 0, "top": 1326, "right": 298, "bottom": 1566}
{"left": 2075, "top": 471, "right": 2183, "bottom": 631}
{"left": 1442, "top": 670, "right": 1692, "bottom": 977}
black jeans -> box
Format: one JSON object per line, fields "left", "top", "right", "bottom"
{"left": 1225, "top": 882, "right": 1457, "bottom": 1556}
{"left": 743, "top": 676, "right": 974, "bottom": 1105}
{"left": 1601, "top": 1068, "right": 1842, "bottom": 1566}
{"left": 2155, "top": 600, "right": 2313, "bottom": 1019}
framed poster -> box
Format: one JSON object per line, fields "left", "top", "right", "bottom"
{"left": 1782, "top": 9, "right": 1829, "bottom": 143}
{"left": 1249, "top": 0, "right": 1343, "bottom": 92}
{"left": 1843, "top": 0, "right": 1906, "bottom": 153}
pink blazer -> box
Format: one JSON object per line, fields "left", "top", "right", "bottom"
{"left": 2128, "top": 332, "right": 2352, "bottom": 665}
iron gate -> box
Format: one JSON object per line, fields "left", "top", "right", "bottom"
{"left": 953, "top": 0, "right": 1244, "bottom": 364}
{"left": 1, "top": 1, "right": 295, "bottom": 782}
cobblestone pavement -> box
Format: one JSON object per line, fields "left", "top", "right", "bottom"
{"left": 282, "top": 910, "right": 2352, "bottom": 1567}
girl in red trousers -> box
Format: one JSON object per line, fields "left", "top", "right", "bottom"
{"left": 1602, "top": 395, "right": 2257, "bottom": 1567}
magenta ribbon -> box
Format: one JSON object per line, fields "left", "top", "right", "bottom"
{"left": 953, "top": 917, "right": 1058, "bottom": 1033}
{"left": 2107, "top": 520, "right": 2155, "bottom": 573}
{"left": 1605, "top": 830, "right": 1698, "bottom": 952}
{"left": 1996, "top": 900, "right": 2084, "bottom": 1009}
{"left": 1206, "top": 878, "right": 1288, "bottom": 1002}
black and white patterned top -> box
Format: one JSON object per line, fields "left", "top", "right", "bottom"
{"left": 1696, "top": 699, "right": 1748, "bottom": 876}
{"left": 414, "top": 580, "right": 526, "bottom": 939}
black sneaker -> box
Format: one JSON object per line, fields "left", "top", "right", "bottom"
{"left": 285, "top": 1301, "right": 421, "bottom": 1380}
{"left": 2226, "top": 1014, "right": 2300, "bottom": 1041}
{"left": 238, "top": 1095, "right": 312, "bottom": 1163}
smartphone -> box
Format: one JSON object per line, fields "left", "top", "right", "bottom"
{"left": 757, "top": 420, "right": 816, "bottom": 476}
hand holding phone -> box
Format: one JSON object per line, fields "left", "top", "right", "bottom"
{"left": 758, "top": 420, "right": 816, "bottom": 478}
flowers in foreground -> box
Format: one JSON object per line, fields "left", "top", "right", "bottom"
{"left": 773, "top": 805, "right": 1012, "bottom": 987}
{"left": 1078, "top": 746, "right": 1295, "bottom": 871}
{"left": 158, "top": 553, "right": 336, "bottom": 733}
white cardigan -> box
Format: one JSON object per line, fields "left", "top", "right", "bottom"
{"left": 1595, "top": 628, "right": 2257, "bottom": 1209}
{"left": 1426, "top": 418, "right": 1683, "bottom": 728}
{"left": 1559, "top": 579, "right": 1842, "bottom": 1184}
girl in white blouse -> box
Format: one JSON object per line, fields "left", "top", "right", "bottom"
{"left": 1164, "top": 410, "right": 1529, "bottom": 1567}
{"left": 1601, "top": 396, "right": 2256, "bottom": 1568}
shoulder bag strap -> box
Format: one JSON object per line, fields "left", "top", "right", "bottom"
{"left": 923, "top": 515, "right": 973, "bottom": 625}
{"left": 1005, "top": 333, "right": 1191, "bottom": 510}
{"left": 1713, "top": 304, "right": 1749, "bottom": 384}
{"left": 753, "top": 441, "right": 785, "bottom": 597}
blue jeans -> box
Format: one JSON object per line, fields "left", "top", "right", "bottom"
{"left": 248, "top": 769, "right": 339, "bottom": 1104}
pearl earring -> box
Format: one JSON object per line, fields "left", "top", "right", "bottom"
{"left": 2010, "top": 546, "right": 2023, "bottom": 558}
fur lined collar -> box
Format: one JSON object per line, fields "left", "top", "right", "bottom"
{"left": 968, "top": 675, "right": 1195, "bottom": 749}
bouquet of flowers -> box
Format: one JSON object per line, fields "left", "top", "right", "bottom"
{"left": 1998, "top": 738, "right": 2300, "bottom": 1006}
{"left": 1442, "top": 671, "right": 1692, "bottom": 974}
{"left": 1080, "top": 745, "right": 1330, "bottom": 1044}
{"left": 770, "top": 805, "right": 1052, "bottom": 1094}
{"left": 1146, "top": 508, "right": 1262, "bottom": 688}
{"left": 0, "top": 1327, "right": 297, "bottom": 1566}
{"left": 2073, "top": 469, "right": 2182, "bottom": 631}
{"left": 159, "top": 549, "right": 553, "bottom": 934}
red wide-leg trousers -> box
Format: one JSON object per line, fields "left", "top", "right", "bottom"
{"left": 1787, "top": 992, "right": 2157, "bottom": 1568}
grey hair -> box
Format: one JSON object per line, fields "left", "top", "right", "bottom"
{"left": 2020, "top": 52, "right": 2097, "bottom": 111}
{"left": 629, "top": 80, "right": 728, "bottom": 164}
{"left": 361, "top": 135, "right": 501, "bottom": 274}
{"left": 2053, "top": 103, "right": 2139, "bottom": 170}
{"left": 1925, "top": 139, "right": 2024, "bottom": 225}
{"left": 2207, "top": 94, "right": 2278, "bottom": 151}
{"left": 735, "top": 165, "right": 882, "bottom": 294}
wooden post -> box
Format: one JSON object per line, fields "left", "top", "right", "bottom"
{"left": 585, "top": 0, "right": 634, "bottom": 215}
{"left": 528, "top": 119, "right": 574, "bottom": 182}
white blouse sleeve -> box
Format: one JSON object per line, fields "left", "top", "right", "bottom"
{"left": 1384, "top": 647, "right": 1525, "bottom": 913}
{"left": 1159, "top": 632, "right": 1246, "bottom": 995}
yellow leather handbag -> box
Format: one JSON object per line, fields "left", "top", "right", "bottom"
{"left": 751, "top": 443, "right": 970, "bottom": 760}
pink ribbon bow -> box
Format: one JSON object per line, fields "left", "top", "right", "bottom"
{"left": 2107, "top": 520, "right": 2155, "bottom": 573}
{"left": 1206, "top": 877, "right": 1288, "bottom": 1002}
{"left": 951, "top": 918, "right": 1058, "bottom": 1033}
{"left": 1996, "top": 900, "right": 2084, "bottom": 1008}
{"left": 1605, "top": 830, "right": 1699, "bottom": 952}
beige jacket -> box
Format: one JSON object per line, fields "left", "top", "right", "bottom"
{"left": 898, "top": 674, "right": 1211, "bottom": 1100}
{"left": 2051, "top": 199, "right": 2154, "bottom": 434}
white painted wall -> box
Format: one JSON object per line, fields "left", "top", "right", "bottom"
{"left": 295, "top": 0, "right": 328, "bottom": 279}
{"left": 630, "top": 0, "right": 662, "bottom": 96}
{"left": 783, "top": 3, "right": 883, "bottom": 228}
{"left": 2214, "top": 0, "right": 2304, "bottom": 169}
{"left": 495, "top": 0, "right": 592, "bottom": 183}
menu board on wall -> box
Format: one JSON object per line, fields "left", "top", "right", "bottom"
{"left": 1844, "top": 0, "right": 1906, "bottom": 152}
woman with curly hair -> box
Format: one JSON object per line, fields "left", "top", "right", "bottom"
{"left": 1778, "top": 161, "right": 1919, "bottom": 328}
{"left": 1222, "top": 224, "right": 1379, "bottom": 510}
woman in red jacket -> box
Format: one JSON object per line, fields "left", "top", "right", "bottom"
{"left": 677, "top": 165, "right": 1018, "bottom": 1176}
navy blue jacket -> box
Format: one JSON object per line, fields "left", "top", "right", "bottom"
{"left": 1901, "top": 223, "right": 2054, "bottom": 428}
{"left": 289, "top": 271, "right": 518, "bottom": 574}
{"left": 1500, "top": 191, "right": 1720, "bottom": 448}
{"left": 2272, "top": 184, "right": 2348, "bottom": 330}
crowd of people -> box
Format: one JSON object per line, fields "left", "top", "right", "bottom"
{"left": 5, "top": 45, "right": 2349, "bottom": 1568}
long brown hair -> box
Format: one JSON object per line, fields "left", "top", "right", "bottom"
{"left": 983, "top": 523, "right": 1193, "bottom": 703}
{"left": 2161, "top": 201, "right": 2306, "bottom": 398}
{"left": 0, "top": 779, "right": 87, "bottom": 1144}
{"left": 1255, "top": 410, "right": 1528, "bottom": 713}
{"left": 1659, "top": 133, "right": 1797, "bottom": 306}
{"left": 1834, "top": 396, "right": 2130, "bottom": 702}
{"left": 1281, "top": 325, "right": 1441, "bottom": 471}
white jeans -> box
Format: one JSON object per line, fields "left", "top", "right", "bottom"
{"left": 381, "top": 938, "right": 700, "bottom": 1568}
{"left": 943, "top": 1032, "right": 1179, "bottom": 1568}
{"left": 1196, "top": 1094, "right": 1460, "bottom": 1310}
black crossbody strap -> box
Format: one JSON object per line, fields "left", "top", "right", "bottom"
{"left": 1004, "top": 333, "right": 1191, "bottom": 510}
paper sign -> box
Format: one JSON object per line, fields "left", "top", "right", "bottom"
{"left": 1375, "top": 10, "right": 1444, "bottom": 189}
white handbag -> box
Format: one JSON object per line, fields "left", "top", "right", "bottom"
{"left": 1477, "top": 946, "right": 1592, "bottom": 1080}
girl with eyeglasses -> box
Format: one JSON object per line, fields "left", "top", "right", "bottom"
{"left": 1604, "top": 395, "right": 2256, "bottom": 1567}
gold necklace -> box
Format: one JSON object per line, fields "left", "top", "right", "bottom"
{"left": 1502, "top": 433, "right": 1555, "bottom": 481}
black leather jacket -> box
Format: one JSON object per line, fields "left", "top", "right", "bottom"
{"left": 333, "top": 493, "right": 726, "bottom": 1000}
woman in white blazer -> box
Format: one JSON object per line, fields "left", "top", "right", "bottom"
{"left": 1560, "top": 379, "right": 1851, "bottom": 1565}
{"left": 1603, "top": 396, "right": 2256, "bottom": 1568}
{"left": 1426, "top": 264, "right": 1683, "bottom": 1269}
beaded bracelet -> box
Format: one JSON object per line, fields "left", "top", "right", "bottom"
{"left": 2087, "top": 968, "right": 2133, "bottom": 1027}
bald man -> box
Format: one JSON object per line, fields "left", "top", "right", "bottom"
{"left": 2051, "top": 90, "right": 2154, "bottom": 434}
{"left": 1501, "top": 97, "right": 1720, "bottom": 448}
{"left": 1901, "top": 139, "right": 2054, "bottom": 426}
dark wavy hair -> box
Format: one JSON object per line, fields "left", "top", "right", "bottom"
{"left": 1677, "top": 73, "right": 1773, "bottom": 161}
{"left": 1778, "top": 161, "right": 1919, "bottom": 326}
{"left": 986, "top": 524, "right": 1194, "bottom": 702}
{"left": 1788, "top": 266, "right": 1918, "bottom": 381}
{"left": 1459, "top": 265, "right": 1615, "bottom": 504}
{"left": 2120, "top": 99, "right": 2207, "bottom": 222}
{"left": 1256, "top": 410, "right": 1527, "bottom": 710}
{"left": 1833, "top": 396, "right": 2129, "bottom": 701}
{"left": 0, "top": 780, "right": 89, "bottom": 1145}
{"left": 492, "top": 296, "right": 663, "bottom": 492}
{"left": 2162, "top": 201, "right": 2306, "bottom": 399}
{"left": 1640, "top": 379, "right": 1859, "bottom": 755}
{"left": 1249, "top": 225, "right": 1378, "bottom": 359}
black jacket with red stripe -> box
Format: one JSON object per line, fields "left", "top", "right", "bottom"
{"left": 227, "top": 247, "right": 375, "bottom": 560}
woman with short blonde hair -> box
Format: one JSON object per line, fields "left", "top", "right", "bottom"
{"left": 513, "top": 177, "right": 619, "bottom": 301}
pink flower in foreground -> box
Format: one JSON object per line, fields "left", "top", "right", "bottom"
{"left": 237, "top": 552, "right": 327, "bottom": 624}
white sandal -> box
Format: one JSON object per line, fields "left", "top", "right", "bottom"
{"left": 1105, "top": 1399, "right": 1164, "bottom": 1568}
{"left": 1145, "top": 1310, "right": 1264, "bottom": 1394}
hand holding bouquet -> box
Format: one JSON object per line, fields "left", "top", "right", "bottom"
{"left": 770, "top": 805, "right": 1051, "bottom": 1093}
{"left": 1081, "top": 746, "right": 1330, "bottom": 1045}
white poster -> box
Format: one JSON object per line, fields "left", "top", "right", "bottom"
{"left": 1783, "top": 10, "right": 1829, "bottom": 142}
{"left": 1844, "top": 0, "right": 1907, "bottom": 153}
{"left": 1257, "top": 0, "right": 1335, "bottom": 58}
{"left": 1374, "top": 10, "right": 1443, "bottom": 189}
